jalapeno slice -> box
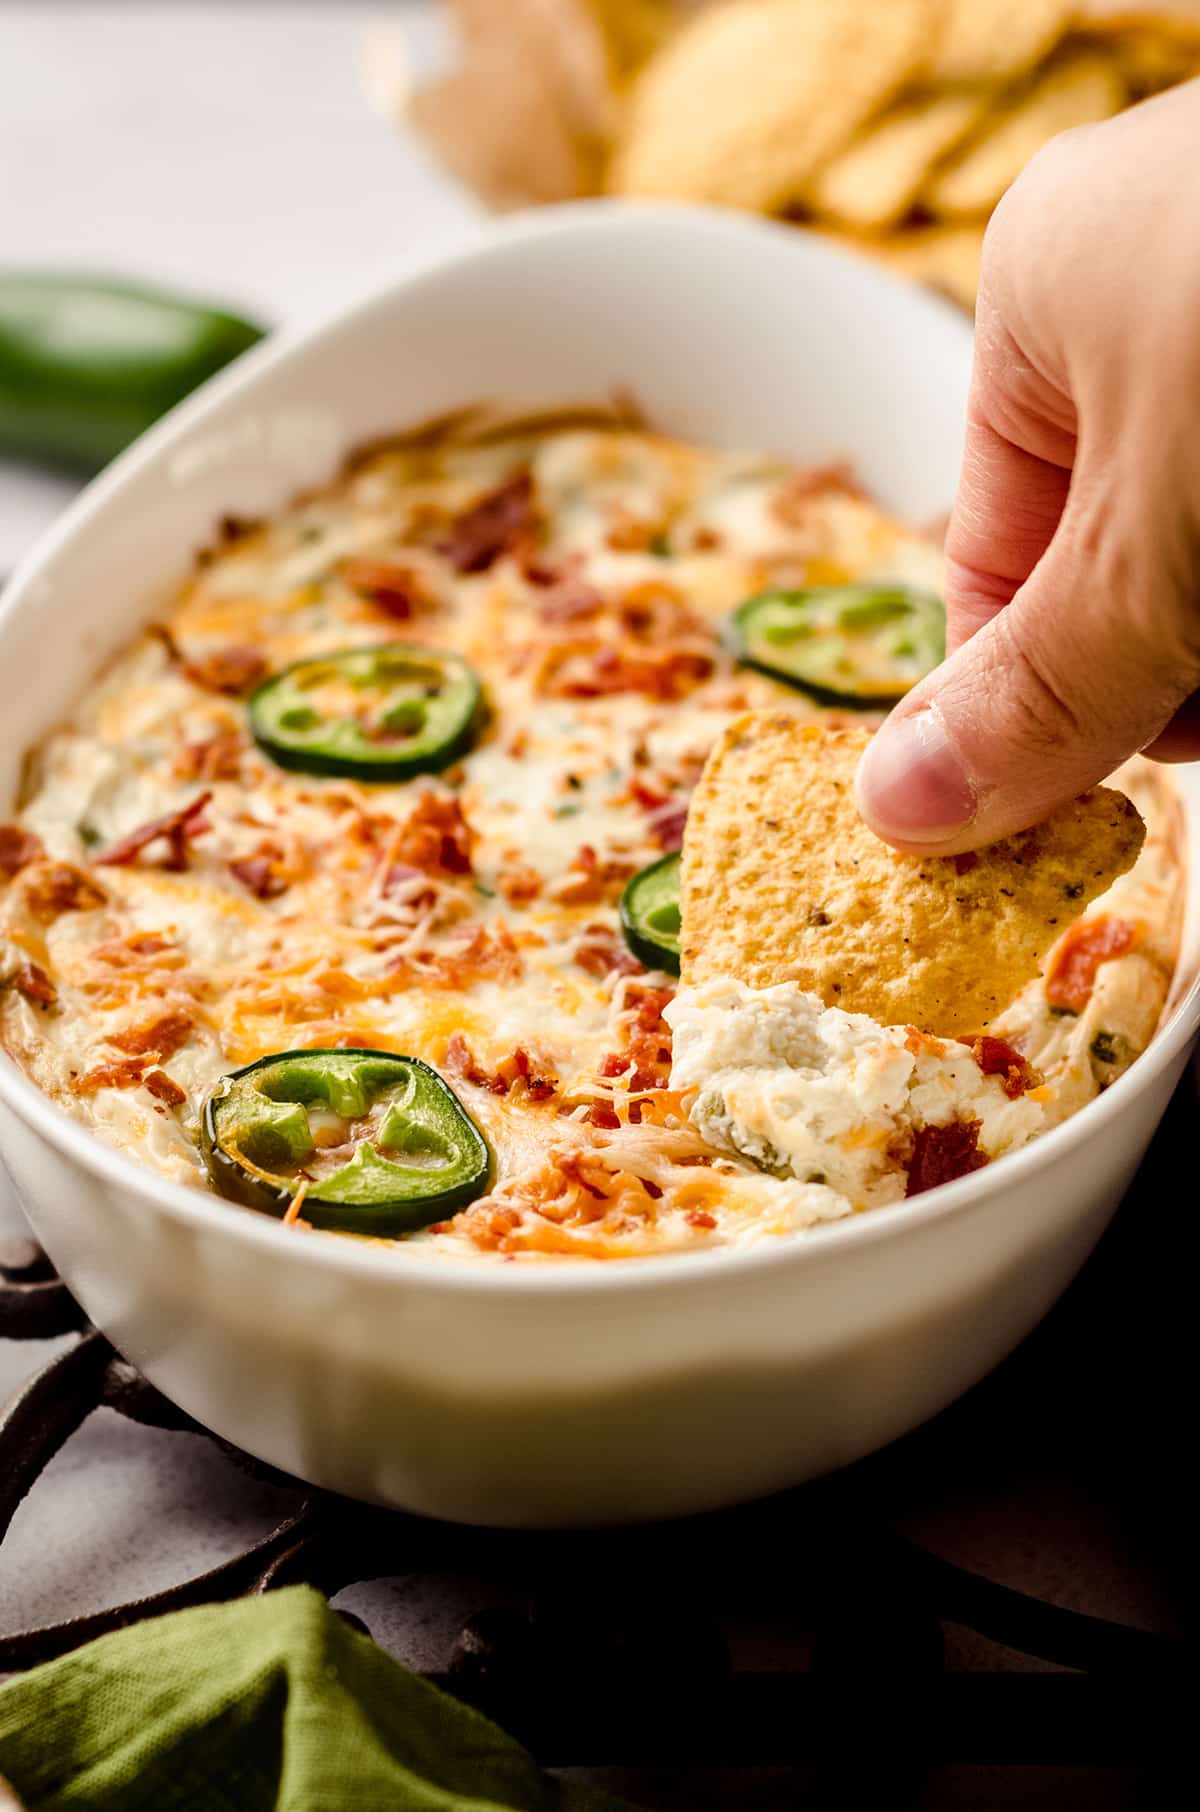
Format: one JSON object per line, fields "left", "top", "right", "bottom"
{"left": 732, "top": 584, "right": 944, "bottom": 706}
{"left": 620, "top": 852, "right": 681, "bottom": 975}
{"left": 201, "top": 1048, "right": 491, "bottom": 1235}
{"left": 248, "top": 644, "right": 483, "bottom": 781}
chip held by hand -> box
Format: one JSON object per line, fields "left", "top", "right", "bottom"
{"left": 680, "top": 715, "right": 1145, "bottom": 1036}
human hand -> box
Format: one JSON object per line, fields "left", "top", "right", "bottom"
{"left": 856, "top": 79, "right": 1200, "bottom": 854}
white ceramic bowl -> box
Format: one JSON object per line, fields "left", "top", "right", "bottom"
{"left": 1, "top": 205, "right": 1196, "bottom": 1526}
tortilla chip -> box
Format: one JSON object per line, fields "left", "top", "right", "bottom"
{"left": 610, "top": 0, "right": 938, "bottom": 210}
{"left": 680, "top": 715, "right": 1145, "bottom": 1035}
{"left": 809, "top": 90, "right": 986, "bottom": 230}
{"left": 869, "top": 221, "right": 985, "bottom": 311}
{"left": 923, "top": 48, "right": 1126, "bottom": 218}
{"left": 929, "top": 0, "right": 1075, "bottom": 84}
{"left": 1097, "top": 20, "right": 1200, "bottom": 92}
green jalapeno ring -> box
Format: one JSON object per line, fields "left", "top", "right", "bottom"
{"left": 247, "top": 643, "right": 484, "bottom": 782}
{"left": 201, "top": 1047, "right": 492, "bottom": 1236}
{"left": 731, "top": 583, "right": 945, "bottom": 708}
{"left": 620, "top": 852, "right": 682, "bottom": 975}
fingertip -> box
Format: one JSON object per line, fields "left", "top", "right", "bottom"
{"left": 856, "top": 709, "right": 978, "bottom": 850}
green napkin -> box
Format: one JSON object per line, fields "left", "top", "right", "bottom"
{"left": 0, "top": 1587, "right": 638, "bottom": 1812}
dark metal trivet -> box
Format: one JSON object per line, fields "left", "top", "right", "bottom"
{"left": 0, "top": 1087, "right": 1191, "bottom": 1799}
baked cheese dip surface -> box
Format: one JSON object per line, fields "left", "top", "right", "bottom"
{"left": 0, "top": 414, "right": 1183, "bottom": 1260}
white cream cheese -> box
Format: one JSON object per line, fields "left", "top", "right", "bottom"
{"left": 665, "top": 977, "right": 1053, "bottom": 1212}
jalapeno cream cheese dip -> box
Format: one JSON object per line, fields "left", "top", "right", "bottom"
{"left": 666, "top": 981, "right": 1052, "bottom": 1217}
{"left": 0, "top": 414, "right": 1182, "bottom": 1261}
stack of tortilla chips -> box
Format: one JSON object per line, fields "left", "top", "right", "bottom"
{"left": 399, "top": 0, "right": 1200, "bottom": 309}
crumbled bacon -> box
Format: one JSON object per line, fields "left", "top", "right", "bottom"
{"left": 444, "top": 1033, "right": 557, "bottom": 1101}
{"left": 385, "top": 794, "right": 474, "bottom": 881}
{"left": 435, "top": 472, "right": 539, "bottom": 574}
{"left": 553, "top": 844, "right": 639, "bottom": 906}
{"left": 109, "top": 1008, "right": 192, "bottom": 1060}
{"left": 172, "top": 727, "right": 246, "bottom": 782}
{"left": 12, "top": 963, "right": 56, "bottom": 1006}
{"left": 23, "top": 862, "right": 108, "bottom": 922}
{"left": 601, "top": 983, "right": 675, "bottom": 1092}
{"left": 0, "top": 825, "right": 44, "bottom": 879}
{"left": 337, "top": 556, "right": 434, "bottom": 619}
{"left": 605, "top": 512, "right": 665, "bottom": 553}
{"left": 646, "top": 800, "right": 689, "bottom": 852}
{"left": 539, "top": 641, "right": 714, "bottom": 702}
{"left": 685, "top": 1209, "right": 717, "bottom": 1230}
{"left": 771, "top": 462, "right": 862, "bottom": 527}
{"left": 388, "top": 922, "right": 523, "bottom": 990}
{"left": 497, "top": 866, "right": 542, "bottom": 907}
{"left": 453, "top": 1146, "right": 664, "bottom": 1253}
{"left": 1045, "top": 916, "right": 1138, "bottom": 1014}
{"left": 904, "top": 1120, "right": 987, "bottom": 1197}
{"left": 969, "top": 1035, "right": 1040, "bottom": 1100}
{"left": 573, "top": 924, "right": 642, "bottom": 980}
{"left": 181, "top": 646, "right": 268, "bottom": 696}
{"left": 73, "top": 1056, "right": 150, "bottom": 1094}
{"left": 615, "top": 581, "right": 708, "bottom": 645}
{"left": 230, "top": 853, "right": 290, "bottom": 900}
{"left": 537, "top": 579, "right": 605, "bottom": 624}
{"left": 97, "top": 793, "right": 213, "bottom": 873}
{"left": 144, "top": 1068, "right": 186, "bottom": 1107}
{"left": 92, "top": 931, "right": 179, "bottom": 967}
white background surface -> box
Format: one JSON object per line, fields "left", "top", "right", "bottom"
{"left": 0, "top": 0, "right": 481, "bottom": 571}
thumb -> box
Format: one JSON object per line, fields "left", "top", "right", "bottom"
{"left": 855, "top": 477, "right": 1200, "bottom": 854}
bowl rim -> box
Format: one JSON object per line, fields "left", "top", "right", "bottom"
{"left": 1, "top": 199, "right": 1196, "bottom": 1299}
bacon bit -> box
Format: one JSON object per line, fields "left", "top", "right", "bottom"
{"left": 952, "top": 851, "right": 979, "bottom": 876}
{"left": 97, "top": 793, "right": 213, "bottom": 873}
{"left": 647, "top": 800, "right": 689, "bottom": 852}
{"left": 388, "top": 922, "right": 524, "bottom": 991}
{"left": 685, "top": 1209, "right": 717, "bottom": 1230}
{"left": 92, "top": 931, "right": 178, "bottom": 967}
{"left": 969, "top": 1035, "right": 1040, "bottom": 1100}
{"left": 553, "top": 844, "right": 639, "bottom": 906}
{"left": 0, "top": 825, "right": 44, "bottom": 880}
{"left": 904, "top": 1120, "right": 987, "bottom": 1197}
{"left": 172, "top": 727, "right": 246, "bottom": 782}
{"left": 181, "top": 646, "right": 268, "bottom": 696}
{"left": 573, "top": 923, "right": 642, "bottom": 980}
{"left": 692, "top": 525, "right": 722, "bottom": 552}
{"left": 386, "top": 794, "right": 474, "bottom": 881}
{"left": 144, "top": 1068, "right": 186, "bottom": 1108}
{"left": 616, "top": 581, "right": 708, "bottom": 644}
{"left": 282, "top": 1179, "right": 309, "bottom": 1226}
{"left": 436, "top": 471, "right": 538, "bottom": 574}
{"left": 337, "top": 556, "right": 434, "bottom": 619}
{"left": 537, "top": 578, "right": 606, "bottom": 624}
{"left": 230, "top": 854, "right": 290, "bottom": 900}
{"left": 540, "top": 641, "right": 714, "bottom": 703}
{"left": 73, "top": 1056, "right": 149, "bottom": 1095}
{"left": 584, "top": 1100, "right": 621, "bottom": 1129}
{"left": 457, "top": 1147, "right": 664, "bottom": 1253}
{"left": 12, "top": 962, "right": 56, "bottom": 1007}
{"left": 601, "top": 983, "right": 675, "bottom": 1093}
{"left": 496, "top": 866, "right": 542, "bottom": 907}
{"left": 605, "top": 512, "right": 665, "bottom": 553}
{"left": 23, "top": 862, "right": 108, "bottom": 922}
{"left": 109, "top": 1008, "right": 193, "bottom": 1060}
{"left": 1045, "top": 915, "right": 1138, "bottom": 1014}
{"left": 772, "top": 461, "right": 862, "bottom": 527}
{"left": 444, "top": 1033, "right": 557, "bottom": 1101}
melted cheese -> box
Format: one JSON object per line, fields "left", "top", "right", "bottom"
{"left": 0, "top": 423, "right": 1180, "bottom": 1261}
